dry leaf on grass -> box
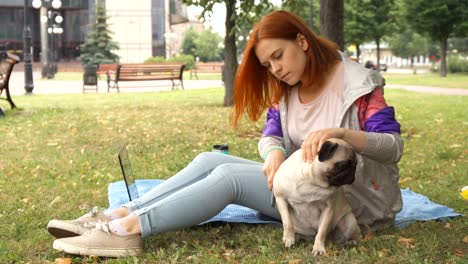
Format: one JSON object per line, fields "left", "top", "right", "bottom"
{"left": 288, "top": 259, "right": 303, "bottom": 264}
{"left": 398, "top": 237, "right": 415, "bottom": 248}
{"left": 48, "top": 196, "right": 61, "bottom": 207}
{"left": 362, "top": 233, "right": 374, "bottom": 242}
{"left": 463, "top": 235, "right": 468, "bottom": 243}
{"left": 55, "top": 258, "right": 72, "bottom": 264}
{"left": 454, "top": 249, "right": 464, "bottom": 257}
{"left": 399, "top": 177, "right": 412, "bottom": 184}
{"left": 378, "top": 248, "right": 390, "bottom": 257}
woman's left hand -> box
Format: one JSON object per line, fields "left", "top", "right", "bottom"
{"left": 301, "top": 128, "right": 346, "bottom": 163}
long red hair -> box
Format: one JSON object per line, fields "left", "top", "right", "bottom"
{"left": 231, "top": 10, "right": 340, "bottom": 128}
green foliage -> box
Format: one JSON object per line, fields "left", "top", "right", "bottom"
{"left": 403, "top": 0, "right": 468, "bottom": 42}
{"left": 181, "top": 27, "right": 198, "bottom": 55}
{"left": 145, "top": 54, "right": 196, "bottom": 69}
{"left": 388, "top": 30, "right": 430, "bottom": 61}
{"left": 144, "top": 56, "right": 166, "bottom": 63}
{"left": 282, "top": 0, "right": 319, "bottom": 31}
{"left": 181, "top": 27, "right": 223, "bottom": 62}
{"left": 80, "top": 4, "right": 119, "bottom": 66}
{"left": 344, "top": 0, "right": 373, "bottom": 47}
{"left": 447, "top": 54, "right": 468, "bottom": 74}
{"left": 449, "top": 37, "right": 468, "bottom": 54}
{"left": 195, "top": 29, "right": 223, "bottom": 62}
{"left": 403, "top": 0, "right": 468, "bottom": 76}
{"left": 345, "top": 0, "right": 398, "bottom": 59}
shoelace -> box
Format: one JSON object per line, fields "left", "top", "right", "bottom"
{"left": 83, "top": 220, "right": 111, "bottom": 236}
{"left": 78, "top": 206, "right": 100, "bottom": 220}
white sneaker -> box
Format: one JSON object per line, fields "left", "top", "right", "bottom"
{"left": 53, "top": 222, "right": 143, "bottom": 257}
{"left": 47, "top": 206, "right": 111, "bottom": 238}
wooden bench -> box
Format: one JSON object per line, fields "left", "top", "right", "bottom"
{"left": 97, "top": 63, "right": 118, "bottom": 91}
{"left": 190, "top": 62, "right": 224, "bottom": 80}
{"left": 107, "top": 63, "right": 185, "bottom": 92}
{"left": 0, "top": 51, "right": 19, "bottom": 109}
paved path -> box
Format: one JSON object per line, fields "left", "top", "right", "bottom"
{"left": 8, "top": 71, "right": 223, "bottom": 96}
{"left": 7, "top": 71, "right": 468, "bottom": 96}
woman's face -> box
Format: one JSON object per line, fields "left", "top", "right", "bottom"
{"left": 254, "top": 34, "right": 308, "bottom": 86}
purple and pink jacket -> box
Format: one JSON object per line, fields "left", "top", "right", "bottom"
{"left": 258, "top": 54, "right": 403, "bottom": 232}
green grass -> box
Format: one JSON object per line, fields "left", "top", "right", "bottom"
{"left": 383, "top": 72, "right": 468, "bottom": 89}
{"left": 0, "top": 89, "right": 466, "bottom": 263}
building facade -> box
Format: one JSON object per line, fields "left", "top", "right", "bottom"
{"left": 0, "top": 0, "right": 188, "bottom": 64}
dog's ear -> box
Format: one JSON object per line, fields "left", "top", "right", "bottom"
{"left": 318, "top": 141, "right": 338, "bottom": 162}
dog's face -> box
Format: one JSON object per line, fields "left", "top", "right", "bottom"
{"left": 311, "top": 139, "right": 357, "bottom": 187}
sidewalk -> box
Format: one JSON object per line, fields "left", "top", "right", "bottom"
{"left": 7, "top": 71, "right": 468, "bottom": 96}
{"left": 8, "top": 71, "right": 223, "bottom": 96}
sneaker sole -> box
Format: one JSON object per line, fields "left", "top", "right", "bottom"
{"left": 47, "top": 220, "right": 90, "bottom": 238}
{"left": 53, "top": 239, "right": 143, "bottom": 257}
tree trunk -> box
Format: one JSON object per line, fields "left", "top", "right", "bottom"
{"left": 223, "top": 0, "right": 238, "bottom": 106}
{"left": 355, "top": 44, "right": 361, "bottom": 60}
{"left": 319, "top": 0, "right": 344, "bottom": 50}
{"left": 376, "top": 37, "right": 381, "bottom": 70}
{"left": 440, "top": 37, "right": 447, "bottom": 77}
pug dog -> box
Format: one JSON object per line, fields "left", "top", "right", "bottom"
{"left": 273, "top": 138, "right": 362, "bottom": 256}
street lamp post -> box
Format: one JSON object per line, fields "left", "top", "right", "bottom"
{"left": 44, "top": 11, "right": 63, "bottom": 78}
{"left": 32, "top": 0, "right": 62, "bottom": 79}
{"left": 23, "top": 0, "right": 34, "bottom": 94}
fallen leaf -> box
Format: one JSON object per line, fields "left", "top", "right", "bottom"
{"left": 288, "top": 259, "right": 303, "bottom": 264}
{"left": 222, "top": 250, "right": 232, "bottom": 260}
{"left": 454, "top": 249, "right": 463, "bottom": 257}
{"left": 363, "top": 233, "right": 374, "bottom": 242}
{"left": 55, "top": 258, "right": 72, "bottom": 264}
{"left": 399, "top": 177, "right": 412, "bottom": 184}
{"left": 378, "top": 248, "right": 389, "bottom": 257}
{"left": 48, "top": 196, "right": 61, "bottom": 208}
{"left": 398, "top": 237, "right": 415, "bottom": 248}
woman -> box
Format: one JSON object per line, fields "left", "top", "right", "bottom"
{"left": 48, "top": 11, "right": 402, "bottom": 257}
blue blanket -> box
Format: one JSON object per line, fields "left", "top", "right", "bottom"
{"left": 108, "top": 180, "right": 462, "bottom": 228}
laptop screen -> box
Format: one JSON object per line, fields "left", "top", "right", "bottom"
{"left": 118, "top": 145, "right": 139, "bottom": 201}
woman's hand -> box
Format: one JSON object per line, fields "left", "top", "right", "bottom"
{"left": 262, "top": 149, "right": 286, "bottom": 190}
{"left": 301, "top": 128, "right": 366, "bottom": 163}
{"left": 301, "top": 128, "right": 346, "bottom": 163}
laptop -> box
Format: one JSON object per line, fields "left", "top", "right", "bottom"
{"left": 118, "top": 145, "right": 139, "bottom": 201}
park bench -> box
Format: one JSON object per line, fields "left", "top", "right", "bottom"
{"left": 0, "top": 51, "right": 19, "bottom": 109}
{"left": 190, "top": 62, "right": 224, "bottom": 80}
{"left": 107, "top": 63, "right": 185, "bottom": 92}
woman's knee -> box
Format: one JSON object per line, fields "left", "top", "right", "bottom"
{"left": 192, "top": 152, "right": 218, "bottom": 164}
{"left": 209, "top": 163, "right": 240, "bottom": 182}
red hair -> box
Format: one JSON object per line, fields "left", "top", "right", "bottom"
{"left": 231, "top": 10, "right": 340, "bottom": 127}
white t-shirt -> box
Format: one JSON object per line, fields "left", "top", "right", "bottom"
{"left": 287, "top": 62, "right": 345, "bottom": 147}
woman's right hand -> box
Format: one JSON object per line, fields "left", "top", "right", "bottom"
{"left": 262, "top": 150, "right": 286, "bottom": 190}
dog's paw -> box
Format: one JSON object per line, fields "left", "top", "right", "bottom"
{"left": 283, "top": 236, "right": 296, "bottom": 248}
{"left": 312, "top": 245, "right": 327, "bottom": 256}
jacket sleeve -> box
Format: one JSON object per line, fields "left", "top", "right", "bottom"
{"left": 356, "top": 88, "right": 403, "bottom": 163}
{"left": 258, "top": 107, "right": 285, "bottom": 158}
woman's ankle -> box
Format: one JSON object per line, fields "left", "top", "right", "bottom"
{"left": 111, "top": 215, "right": 141, "bottom": 235}
{"left": 105, "top": 207, "right": 130, "bottom": 220}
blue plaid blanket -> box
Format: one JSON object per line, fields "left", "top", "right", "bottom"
{"left": 108, "top": 180, "right": 462, "bottom": 228}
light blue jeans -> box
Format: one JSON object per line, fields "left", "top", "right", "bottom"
{"left": 123, "top": 152, "right": 281, "bottom": 238}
